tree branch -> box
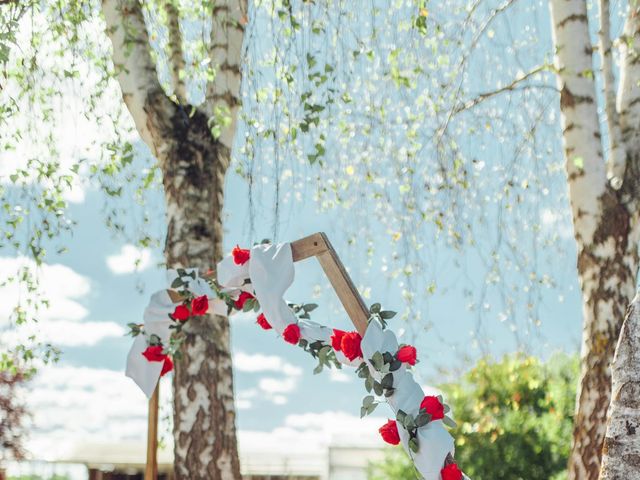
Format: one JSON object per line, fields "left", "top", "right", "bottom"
{"left": 598, "top": 0, "right": 625, "bottom": 187}
{"left": 618, "top": 3, "right": 640, "bottom": 198}
{"left": 163, "top": 0, "right": 187, "bottom": 104}
{"left": 101, "top": 0, "right": 176, "bottom": 158}
{"left": 452, "top": 64, "right": 554, "bottom": 115}
{"left": 550, "top": 0, "right": 607, "bottom": 246}
{"left": 204, "top": 0, "right": 247, "bottom": 149}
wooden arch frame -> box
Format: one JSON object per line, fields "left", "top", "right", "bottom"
{"left": 145, "top": 232, "right": 370, "bottom": 479}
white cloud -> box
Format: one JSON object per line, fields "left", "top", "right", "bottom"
{"left": 258, "top": 377, "right": 298, "bottom": 395}
{"left": 239, "top": 410, "right": 385, "bottom": 453}
{"left": 0, "top": 256, "right": 90, "bottom": 324}
{"left": 234, "top": 351, "right": 303, "bottom": 376}
{"left": 329, "top": 368, "right": 352, "bottom": 383}
{"left": 22, "top": 365, "right": 156, "bottom": 460}
{"left": 21, "top": 365, "right": 384, "bottom": 466}
{"left": 0, "top": 257, "right": 123, "bottom": 348}
{"left": 2, "top": 320, "right": 124, "bottom": 348}
{"left": 106, "top": 244, "right": 153, "bottom": 274}
{"left": 233, "top": 352, "right": 305, "bottom": 408}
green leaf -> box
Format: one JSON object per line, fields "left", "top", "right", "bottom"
{"left": 373, "top": 381, "right": 383, "bottom": 396}
{"left": 370, "top": 303, "right": 381, "bottom": 313}
{"left": 381, "top": 373, "right": 394, "bottom": 389}
{"left": 304, "top": 303, "right": 318, "bottom": 312}
{"left": 380, "top": 310, "right": 397, "bottom": 319}
{"left": 442, "top": 416, "right": 457, "bottom": 428}
{"left": 408, "top": 437, "right": 419, "bottom": 453}
{"left": 415, "top": 412, "right": 431, "bottom": 427}
{"left": 365, "top": 376, "right": 373, "bottom": 393}
{"left": 371, "top": 351, "right": 384, "bottom": 370}
{"left": 396, "top": 410, "right": 407, "bottom": 424}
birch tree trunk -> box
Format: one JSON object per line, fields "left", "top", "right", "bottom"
{"left": 550, "top": 1, "right": 640, "bottom": 478}
{"left": 599, "top": 291, "right": 640, "bottom": 479}
{"left": 102, "top": 0, "right": 246, "bottom": 478}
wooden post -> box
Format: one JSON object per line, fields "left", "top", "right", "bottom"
{"left": 290, "top": 232, "right": 369, "bottom": 335}
{"left": 145, "top": 232, "right": 368, "bottom": 478}
{"left": 145, "top": 383, "right": 159, "bottom": 480}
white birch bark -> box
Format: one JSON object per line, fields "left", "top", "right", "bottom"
{"left": 164, "top": 0, "right": 187, "bottom": 104}
{"left": 551, "top": 1, "right": 640, "bottom": 478}
{"left": 598, "top": 291, "right": 640, "bottom": 479}
{"left": 204, "top": 0, "right": 246, "bottom": 150}
{"left": 102, "top": 1, "right": 245, "bottom": 478}
{"left": 598, "top": 0, "right": 625, "bottom": 185}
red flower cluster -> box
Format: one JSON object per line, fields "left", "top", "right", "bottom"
{"left": 330, "top": 329, "right": 363, "bottom": 361}
{"left": 378, "top": 419, "right": 400, "bottom": 445}
{"left": 235, "top": 291, "right": 254, "bottom": 310}
{"left": 420, "top": 395, "right": 444, "bottom": 420}
{"left": 256, "top": 313, "right": 272, "bottom": 330}
{"left": 283, "top": 323, "right": 301, "bottom": 344}
{"left": 396, "top": 345, "right": 417, "bottom": 365}
{"left": 440, "top": 463, "right": 463, "bottom": 480}
{"left": 232, "top": 245, "right": 250, "bottom": 265}
{"left": 142, "top": 345, "right": 173, "bottom": 376}
{"left": 172, "top": 295, "right": 209, "bottom": 322}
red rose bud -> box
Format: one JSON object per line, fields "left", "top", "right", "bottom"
{"left": 142, "top": 345, "right": 166, "bottom": 363}
{"left": 234, "top": 291, "right": 254, "bottom": 310}
{"left": 172, "top": 304, "right": 190, "bottom": 322}
{"left": 341, "top": 331, "right": 363, "bottom": 361}
{"left": 396, "top": 345, "right": 417, "bottom": 366}
{"left": 420, "top": 395, "right": 444, "bottom": 421}
{"left": 378, "top": 419, "right": 400, "bottom": 445}
{"left": 256, "top": 313, "right": 272, "bottom": 330}
{"left": 232, "top": 245, "right": 251, "bottom": 265}
{"left": 282, "top": 323, "right": 301, "bottom": 344}
{"left": 191, "top": 295, "right": 209, "bottom": 316}
{"left": 331, "top": 329, "right": 347, "bottom": 352}
{"left": 440, "top": 463, "right": 463, "bottom": 480}
{"left": 160, "top": 356, "right": 173, "bottom": 376}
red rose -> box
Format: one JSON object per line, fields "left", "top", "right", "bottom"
{"left": 282, "top": 323, "right": 301, "bottom": 344}
{"left": 160, "top": 356, "right": 173, "bottom": 376}
{"left": 440, "top": 463, "right": 463, "bottom": 480}
{"left": 331, "top": 329, "right": 347, "bottom": 351}
{"left": 234, "top": 291, "right": 254, "bottom": 310}
{"left": 142, "top": 345, "right": 166, "bottom": 362}
{"left": 191, "top": 295, "right": 209, "bottom": 316}
{"left": 420, "top": 395, "right": 444, "bottom": 421}
{"left": 378, "top": 419, "right": 400, "bottom": 445}
{"left": 396, "top": 345, "right": 417, "bottom": 366}
{"left": 341, "top": 331, "right": 363, "bottom": 361}
{"left": 232, "top": 245, "right": 251, "bottom": 265}
{"left": 172, "top": 304, "right": 190, "bottom": 322}
{"left": 256, "top": 313, "right": 272, "bottom": 330}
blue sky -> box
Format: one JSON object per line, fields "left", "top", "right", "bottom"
{"left": 0, "top": 0, "right": 598, "bottom": 468}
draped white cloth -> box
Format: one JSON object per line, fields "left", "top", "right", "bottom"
{"left": 125, "top": 242, "right": 457, "bottom": 479}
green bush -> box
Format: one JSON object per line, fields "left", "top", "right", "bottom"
{"left": 368, "top": 353, "right": 578, "bottom": 480}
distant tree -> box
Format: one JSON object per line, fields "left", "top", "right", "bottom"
{"left": 367, "top": 448, "right": 418, "bottom": 480}
{"left": 0, "top": 370, "right": 28, "bottom": 467}
{"left": 367, "top": 354, "right": 578, "bottom": 480}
